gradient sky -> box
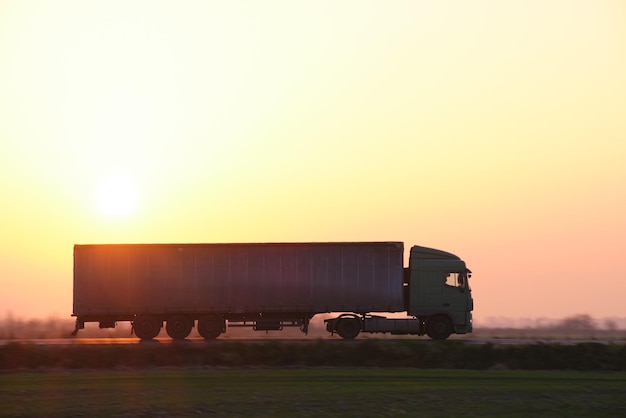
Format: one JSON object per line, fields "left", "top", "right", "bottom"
{"left": 1, "top": 1, "right": 625, "bottom": 323}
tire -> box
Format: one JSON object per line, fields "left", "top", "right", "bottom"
{"left": 197, "top": 314, "right": 224, "bottom": 339}
{"left": 166, "top": 315, "right": 193, "bottom": 340}
{"left": 133, "top": 314, "right": 162, "bottom": 340}
{"left": 426, "top": 315, "right": 452, "bottom": 340}
{"left": 336, "top": 317, "right": 361, "bottom": 339}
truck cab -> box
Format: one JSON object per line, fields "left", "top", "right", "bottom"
{"left": 407, "top": 246, "right": 473, "bottom": 338}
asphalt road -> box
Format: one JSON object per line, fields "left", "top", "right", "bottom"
{"left": 1, "top": 337, "right": 623, "bottom": 346}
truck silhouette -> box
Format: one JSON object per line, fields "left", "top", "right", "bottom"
{"left": 71, "top": 242, "right": 473, "bottom": 340}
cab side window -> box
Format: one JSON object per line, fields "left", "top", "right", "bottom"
{"left": 445, "top": 272, "right": 462, "bottom": 288}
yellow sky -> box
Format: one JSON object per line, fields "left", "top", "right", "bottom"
{"left": 1, "top": 1, "right": 625, "bottom": 322}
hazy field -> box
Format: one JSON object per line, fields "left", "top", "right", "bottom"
{"left": 2, "top": 339, "right": 626, "bottom": 370}
{"left": 2, "top": 368, "right": 625, "bottom": 417}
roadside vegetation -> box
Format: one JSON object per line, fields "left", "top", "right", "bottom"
{"left": 2, "top": 339, "right": 626, "bottom": 371}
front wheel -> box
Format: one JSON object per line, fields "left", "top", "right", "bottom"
{"left": 426, "top": 315, "right": 452, "bottom": 340}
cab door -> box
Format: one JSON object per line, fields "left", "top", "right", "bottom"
{"left": 408, "top": 259, "right": 468, "bottom": 316}
{"left": 441, "top": 270, "right": 470, "bottom": 312}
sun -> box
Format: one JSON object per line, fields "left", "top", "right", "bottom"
{"left": 96, "top": 176, "right": 138, "bottom": 217}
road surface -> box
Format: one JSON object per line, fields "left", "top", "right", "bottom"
{"left": 1, "top": 337, "right": 623, "bottom": 346}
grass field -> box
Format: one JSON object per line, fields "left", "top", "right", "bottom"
{"left": 1, "top": 368, "right": 625, "bottom": 417}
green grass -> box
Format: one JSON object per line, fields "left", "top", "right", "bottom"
{"left": 1, "top": 368, "right": 625, "bottom": 417}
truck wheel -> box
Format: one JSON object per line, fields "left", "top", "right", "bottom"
{"left": 133, "top": 315, "right": 162, "bottom": 340}
{"left": 336, "top": 317, "right": 361, "bottom": 339}
{"left": 166, "top": 315, "right": 193, "bottom": 340}
{"left": 198, "top": 315, "right": 224, "bottom": 339}
{"left": 427, "top": 316, "right": 452, "bottom": 340}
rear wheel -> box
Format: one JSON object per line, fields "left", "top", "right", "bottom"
{"left": 198, "top": 314, "right": 224, "bottom": 339}
{"left": 133, "top": 314, "right": 162, "bottom": 340}
{"left": 426, "top": 315, "right": 452, "bottom": 340}
{"left": 166, "top": 315, "right": 193, "bottom": 340}
{"left": 335, "top": 317, "right": 361, "bottom": 339}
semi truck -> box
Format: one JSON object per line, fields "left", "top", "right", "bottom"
{"left": 71, "top": 242, "right": 473, "bottom": 340}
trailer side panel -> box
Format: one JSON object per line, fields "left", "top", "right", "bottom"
{"left": 73, "top": 242, "right": 404, "bottom": 316}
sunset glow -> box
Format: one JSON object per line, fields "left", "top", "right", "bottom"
{"left": 1, "top": 1, "right": 625, "bottom": 323}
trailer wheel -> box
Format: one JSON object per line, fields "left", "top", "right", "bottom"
{"left": 133, "top": 315, "right": 161, "bottom": 340}
{"left": 336, "top": 317, "right": 361, "bottom": 339}
{"left": 166, "top": 315, "right": 193, "bottom": 340}
{"left": 198, "top": 315, "right": 224, "bottom": 339}
{"left": 426, "top": 315, "right": 452, "bottom": 340}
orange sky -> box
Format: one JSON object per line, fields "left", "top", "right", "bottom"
{"left": 1, "top": 1, "right": 625, "bottom": 323}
